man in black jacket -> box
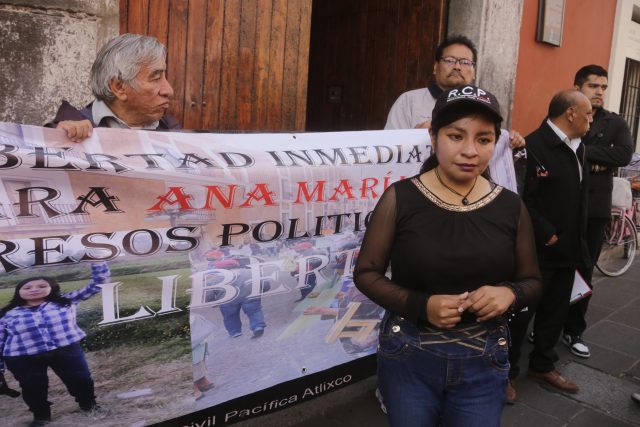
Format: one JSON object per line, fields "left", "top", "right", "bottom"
{"left": 46, "top": 33, "right": 180, "bottom": 141}
{"left": 562, "top": 65, "right": 634, "bottom": 358}
{"left": 509, "top": 90, "right": 593, "bottom": 397}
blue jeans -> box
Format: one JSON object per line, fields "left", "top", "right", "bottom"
{"left": 377, "top": 314, "right": 509, "bottom": 427}
{"left": 219, "top": 297, "right": 266, "bottom": 336}
{"left": 5, "top": 342, "right": 95, "bottom": 420}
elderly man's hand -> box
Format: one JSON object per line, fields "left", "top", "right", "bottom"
{"left": 509, "top": 130, "right": 526, "bottom": 149}
{"left": 57, "top": 120, "right": 93, "bottom": 143}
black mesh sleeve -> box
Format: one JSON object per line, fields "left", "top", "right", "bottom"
{"left": 353, "top": 186, "right": 430, "bottom": 324}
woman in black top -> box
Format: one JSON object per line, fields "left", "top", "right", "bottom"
{"left": 354, "top": 85, "right": 542, "bottom": 427}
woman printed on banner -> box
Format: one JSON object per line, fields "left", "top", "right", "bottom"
{"left": 354, "top": 85, "right": 542, "bottom": 427}
{"left": 0, "top": 263, "right": 111, "bottom": 426}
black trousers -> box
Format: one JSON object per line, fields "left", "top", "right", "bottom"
{"left": 507, "top": 306, "right": 533, "bottom": 379}
{"left": 563, "top": 218, "right": 607, "bottom": 336}
{"left": 528, "top": 267, "right": 575, "bottom": 372}
{"left": 5, "top": 343, "right": 96, "bottom": 420}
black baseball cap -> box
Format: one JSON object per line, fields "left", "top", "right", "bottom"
{"left": 431, "top": 85, "right": 503, "bottom": 125}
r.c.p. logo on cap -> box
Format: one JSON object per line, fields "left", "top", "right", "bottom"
{"left": 447, "top": 86, "right": 491, "bottom": 104}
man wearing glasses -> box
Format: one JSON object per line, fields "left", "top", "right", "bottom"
{"left": 385, "top": 35, "right": 478, "bottom": 130}
{"left": 385, "top": 35, "right": 525, "bottom": 194}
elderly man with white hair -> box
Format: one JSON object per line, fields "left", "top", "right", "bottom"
{"left": 46, "top": 33, "right": 180, "bottom": 141}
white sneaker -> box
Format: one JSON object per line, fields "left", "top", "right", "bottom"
{"left": 563, "top": 334, "right": 590, "bottom": 358}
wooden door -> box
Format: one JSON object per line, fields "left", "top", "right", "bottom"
{"left": 305, "top": 0, "right": 447, "bottom": 131}
{"left": 120, "top": 0, "right": 312, "bottom": 131}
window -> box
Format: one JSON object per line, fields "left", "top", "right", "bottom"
{"left": 619, "top": 58, "right": 640, "bottom": 143}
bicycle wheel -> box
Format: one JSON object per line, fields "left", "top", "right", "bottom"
{"left": 597, "top": 215, "right": 638, "bottom": 277}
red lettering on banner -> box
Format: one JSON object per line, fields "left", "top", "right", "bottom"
{"left": 360, "top": 178, "right": 379, "bottom": 198}
{"left": 328, "top": 179, "right": 355, "bottom": 201}
{"left": 295, "top": 178, "right": 392, "bottom": 203}
{"left": 239, "top": 183, "right": 276, "bottom": 207}
{"left": 149, "top": 184, "right": 276, "bottom": 211}
{"left": 147, "top": 187, "right": 194, "bottom": 211}
{"left": 203, "top": 185, "right": 238, "bottom": 209}
{"left": 295, "top": 181, "right": 326, "bottom": 203}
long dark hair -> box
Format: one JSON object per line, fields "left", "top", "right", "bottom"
{"left": 0, "top": 276, "right": 71, "bottom": 318}
{"left": 420, "top": 104, "right": 502, "bottom": 175}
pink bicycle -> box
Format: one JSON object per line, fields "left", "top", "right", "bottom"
{"left": 596, "top": 180, "right": 638, "bottom": 277}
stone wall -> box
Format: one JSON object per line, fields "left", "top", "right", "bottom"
{"left": 0, "top": 0, "right": 118, "bottom": 126}
{"left": 447, "top": 0, "right": 524, "bottom": 128}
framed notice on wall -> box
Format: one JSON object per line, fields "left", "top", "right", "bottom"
{"left": 536, "top": 0, "right": 565, "bottom": 46}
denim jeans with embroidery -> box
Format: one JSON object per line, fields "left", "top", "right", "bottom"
{"left": 377, "top": 312, "right": 509, "bottom": 427}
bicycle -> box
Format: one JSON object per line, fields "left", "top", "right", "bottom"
{"left": 596, "top": 186, "right": 638, "bottom": 277}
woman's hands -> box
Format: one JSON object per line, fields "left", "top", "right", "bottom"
{"left": 458, "top": 286, "right": 516, "bottom": 322}
{"left": 426, "top": 285, "right": 516, "bottom": 327}
{"left": 426, "top": 292, "right": 468, "bottom": 328}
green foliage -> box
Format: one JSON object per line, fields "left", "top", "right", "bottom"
{"left": 79, "top": 294, "right": 192, "bottom": 358}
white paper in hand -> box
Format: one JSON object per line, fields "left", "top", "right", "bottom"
{"left": 570, "top": 270, "right": 591, "bottom": 304}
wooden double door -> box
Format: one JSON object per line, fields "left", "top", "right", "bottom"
{"left": 119, "top": 0, "right": 446, "bottom": 132}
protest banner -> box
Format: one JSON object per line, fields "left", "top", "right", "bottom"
{"left": 0, "top": 123, "right": 428, "bottom": 426}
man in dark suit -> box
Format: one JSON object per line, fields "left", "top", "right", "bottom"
{"left": 509, "top": 90, "right": 593, "bottom": 397}
{"left": 562, "top": 65, "right": 634, "bottom": 358}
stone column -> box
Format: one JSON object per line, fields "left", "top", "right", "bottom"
{"left": 0, "top": 0, "right": 118, "bottom": 125}
{"left": 447, "top": 0, "right": 524, "bottom": 128}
